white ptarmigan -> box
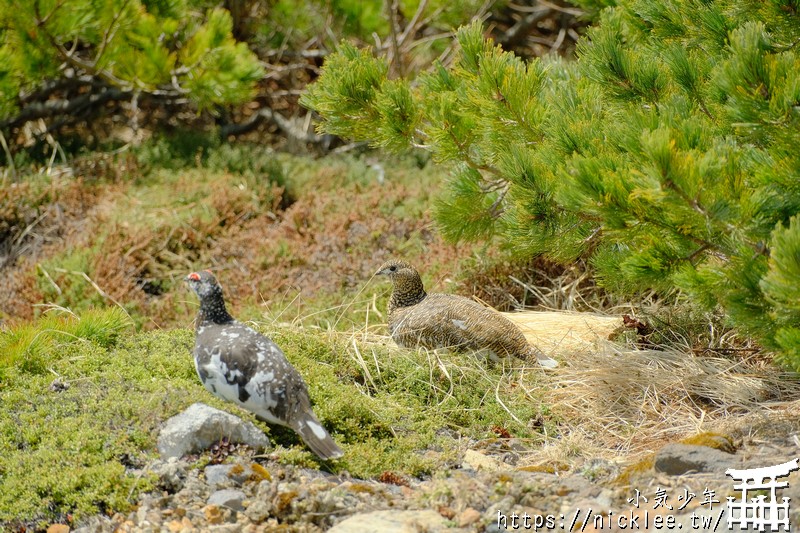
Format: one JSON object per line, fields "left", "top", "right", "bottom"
{"left": 185, "top": 270, "right": 343, "bottom": 460}
{"left": 376, "top": 260, "right": 558, "bottom": 368}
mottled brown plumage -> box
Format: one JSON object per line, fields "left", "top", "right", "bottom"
{"left": 375, "top": 260, "right": 558, "bottom": 368}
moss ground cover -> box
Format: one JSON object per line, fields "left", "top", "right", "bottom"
{"left": 0, "top": 307, "right": 549, "bottom": 528}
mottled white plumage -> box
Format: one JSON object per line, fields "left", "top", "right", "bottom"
{"left": 186, "top": 270, "right": 343, "bottom": 460}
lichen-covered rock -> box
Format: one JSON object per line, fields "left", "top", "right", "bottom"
{"left": 654, "top": 443, "right": 737, "bottom": 475}
{"left": 329, "top": 510, "right": 450, "bottom": 533}
{"left": 150, "top": 457, "right": 189, "bottom": 492}
{"left": 157, "top": 403, "right": 270, "bottom": 459}
{"left": 204, "top": 464, "right": 236, "bottom": 488}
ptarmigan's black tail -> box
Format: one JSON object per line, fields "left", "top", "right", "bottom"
{"left": 294, "top": 415, "right": 344, "bottom": 460}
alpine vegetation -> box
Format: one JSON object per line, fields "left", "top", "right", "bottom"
{"left": 303, "top": 3, "right": 800, "bottom": 369}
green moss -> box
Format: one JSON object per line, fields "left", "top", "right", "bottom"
{"left": 679, "top": 432, "right": 735, "bottom": 453}
{"left": 0, "top": 304, "right": 550, "bottom": 525}
{"left": 0, "top": 317, "right": 205, "bottom": 527}
{"left": 613, "top": 454, "right": 655, "bottom": 487}
{"left": 0, "top": 307, "right": 131, "bottom": 373}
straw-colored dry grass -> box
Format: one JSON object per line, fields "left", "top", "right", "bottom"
{"left": 317, "top": 300, "right": 800, "bottom": 474}
{"left": 501, "top": 310, "right": 624, "bottom": 355}
{"left": 495, "top": 310, "right": 800, "bottom": 471}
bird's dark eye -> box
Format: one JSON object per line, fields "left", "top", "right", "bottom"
{"left": 389, "top": 265, "right": 397, "bottom": 272}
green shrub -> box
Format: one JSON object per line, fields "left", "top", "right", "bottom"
{"left": 0, "top": 307, "right": 131, "bottom": 373}
{"left": 0, "top": 1, "right": 263, "bottom": 119}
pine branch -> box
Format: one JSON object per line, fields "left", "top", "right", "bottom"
{"left": 660, "top": 177, "right": 766, "bottom": 257}
{"left": 441, "top": 123, "right": 499, "bottom": 177}
{"left": 499, "top": 7, "right": 553, "bottom": 49}
{"left": 33, "top": 0, "right": 133, "bottom": 91}
{"left": 0, "top": 86, "right": 132, "bottom": 130}
{"left": 684, "top": 243, "right": 711, "bottom": 264}
{"left": 488, "top": 182, "right": 510, "bottom": 218}
{"left": 33, "top": 0, "right": 66, "bottom": 26}
{"left": 697, "top": 100, "right": 714, "bottom": 121}
{"left": 398, "top": 0, "right": 429, "bottom": 48}
{"left": 508, "top": 0, "right": 584, "bottom": 16}
{"left": 19, "top": 75, "right": 99, "bottom": 104}
{"left": 384, "top": 0, "right": 404, "bottom": 77}
{"left": 94, "top": 0, "right": 132, "bottom": 67}
{"left": 636, "top": 208, "right": 730, "bottom": 262}
{"left": 219, "top": 108, "right": 321, "bottom": 143}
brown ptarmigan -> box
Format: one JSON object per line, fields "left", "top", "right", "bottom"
{"left": 375, "top": 260, "right": 558, "bottom": 368}
{"left": 185, "top": 270, "right": 343, "bottom": 460}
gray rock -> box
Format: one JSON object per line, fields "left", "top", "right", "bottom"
{"left": 208, "top": 488, "right": 247, "bottom": 512}
{"left": 654, "top": 443, "right": 737, "bottom": 475}
{"left": 205, "top": 463, "right": 255, "bottom": 488}
{"left": 71, "top": 515, "right": 117, "bottom": 533}
{"left": 329, "top": 510, "right": 449, "bottom": 533}
{"left": 205, "top": 464, "right": 235, "bottom": 487}
{"left": 462, "top": 449, "right": 510, "bottom": 472}
{"left": 157, "top": 403, "right": 270, "bottom": 459}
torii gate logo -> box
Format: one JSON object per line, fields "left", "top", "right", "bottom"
{"left": 726, "top": 459, "right": 799, "bottom": 531}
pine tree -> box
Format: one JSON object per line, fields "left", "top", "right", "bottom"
{"left": 0, "top": 0, "right": 263, "bottom": 130}
{"left": 302, "top": 1, "right": 800, "bottom": 368}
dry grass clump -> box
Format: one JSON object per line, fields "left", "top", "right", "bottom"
{"left": 1, "top": 170, "right": 288, "bottom": 328}
{"left": 459, "top": 258, "right": 614, "bottom": 313}
{"left": 502, "top": 310, "right": 624, "bottom": 354}
{"left": 0, "top": 174, "right": 109, "bottom": 322}
{"left": 549, "top": 344, "right": 783, "bottom": 440}
{"left": 0, "top": 175, "right": 101, "bottom": 264}
{"left": 87, "top": 175, "right": 287, "bottom": 325}
{"left": 381, "top": 305, "right": 800, "bottom": 473}
{"left": 509, "top": 314, "right": 800, "bottom": 468}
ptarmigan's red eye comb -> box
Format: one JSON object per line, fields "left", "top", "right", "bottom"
{"left": 187, "top": 272, "right": 201, "bottom": 281}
